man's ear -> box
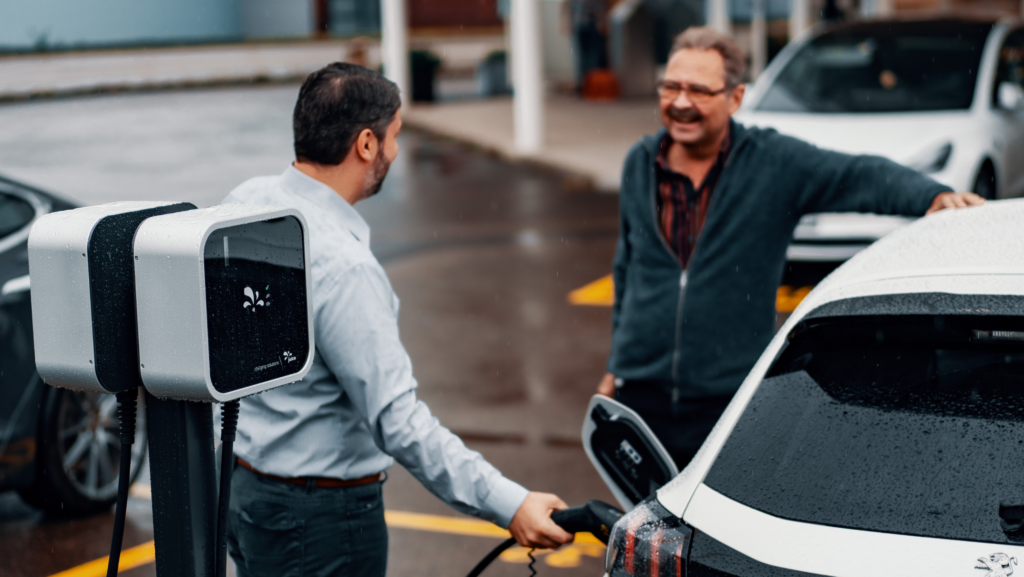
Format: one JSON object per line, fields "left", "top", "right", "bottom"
{"left": 727, "top": 84, "right": 746, "bottom": 115}
{"left": 354, "top": 128, "right": 378, "bottom": 163}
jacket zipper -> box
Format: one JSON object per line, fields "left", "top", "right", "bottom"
{"left": 648, "top": 132, "right": 748, "bottom": 385}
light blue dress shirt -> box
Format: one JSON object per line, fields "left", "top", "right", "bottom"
{"left": 223, "top": 166, "right": 529, "bottom": 528}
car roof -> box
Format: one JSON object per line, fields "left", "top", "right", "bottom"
{"left": 793, "top": 199, "right": 1024, "bottom": 315}
{"left": 818, "top": 15, "right": 1001, "bottom": 38}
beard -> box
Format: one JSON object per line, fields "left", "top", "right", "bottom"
{"left": 362, "top": 149, "right": 393, "bottom": 199}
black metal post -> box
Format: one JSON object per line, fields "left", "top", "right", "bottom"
{"left": 145, "top": 390, "right": 217, "bottom": 577}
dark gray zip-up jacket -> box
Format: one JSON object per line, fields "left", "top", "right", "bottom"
{"left": 608, "top": 120, "right": 951, "bottom": 398}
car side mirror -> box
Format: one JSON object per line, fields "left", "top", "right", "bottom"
{"left": 998, "top": 82, "right": 1024, "bottom": 110}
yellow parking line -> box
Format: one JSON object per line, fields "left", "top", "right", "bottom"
{"left": 50, "top": 487, "right": 602, "bottom": 576}
{"left": 48, "top": 540, "right": 155, "bottom": 577}
{"left": 567, "top": 274, "right": 815, "bottom": 313}
{"left": 567, "top": 274, "right": 615, "bottom": 306}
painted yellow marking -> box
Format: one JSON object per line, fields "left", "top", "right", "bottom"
{"left": 568, "top": 274, "right": 816, "bottom": 314}
{"left": 384, "top": 510, "right": 603, "bottom": 546}
{"left": 48, "top": 540, "right": 155, "bottom": 577}
{"left": 49, "top": 497, "right": 604, "bottom": 576}
{"left": 501, "top": 541, "right": 606, "bottom": 568}
{"left": 567, "top": 274, "right": 615, "bottom": 306}
{"left": 776, "top": 285, "right": 813, "bottom": 313}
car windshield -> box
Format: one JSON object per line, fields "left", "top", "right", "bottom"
{"left": 704, "top": 314, "right": 1024, "bottom": 544}
{"left": 757, "top": 21, "right": 992, "bottom": 113}
{"left": 0, "top": 191, "right": 35, "bottom": 239}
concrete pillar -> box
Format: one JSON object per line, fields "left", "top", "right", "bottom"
{"left": 789, "top": 0, "right": 809, "bottom": 42}
{"left": 751, "top": 0, "right": 766, "bottom": 79}
{"left": 381, "top": 0, "right": 410, "bottom": 105}
{"left": 511, "top": 0, "right": 544, "bottom": 154}
{"left": 706, "top": 0, "right": 731, "bottom": 36}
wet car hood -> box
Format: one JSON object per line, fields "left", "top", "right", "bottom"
{"left": 733, "top": 110, "right": 973, "bottom": 167}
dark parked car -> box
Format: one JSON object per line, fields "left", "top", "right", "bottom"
{"left": 0, "top": 174, "right": 146, "bottom": 516}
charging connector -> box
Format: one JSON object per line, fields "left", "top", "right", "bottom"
{"left": 216, "top": 400, "right": 240, "bottom": 577}
{"left": 106, "top": 389, "right": 138, "bottom": 577}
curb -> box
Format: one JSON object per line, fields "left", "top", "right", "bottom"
{"left": 402, "top": 115, "right": 617, "bottom": 194}
{"left": 0, "top": 73, "right": 309, "bottom": 104}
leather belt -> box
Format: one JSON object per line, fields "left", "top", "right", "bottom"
{"left": 236, "top": 458, "right": 382, "bottom": 488}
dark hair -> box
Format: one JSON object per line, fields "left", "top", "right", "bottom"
{"left": 293, "top": 62, "right": 401, "bottom": 165}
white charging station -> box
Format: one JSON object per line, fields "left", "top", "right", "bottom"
{"left": 133, "top": 204, "right": 314, "bottom": 402}
{"left": 28, "top": 201, "right": 196, "bottom": 394}
{"left": 29, "top": 200, "right": 316, "bottom": 577}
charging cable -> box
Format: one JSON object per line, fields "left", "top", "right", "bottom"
{"left": 216, "top": 400, "right": 240, "bottom": 577}
{"left": 106, "top": 389, "right": 138, "bottom": 577}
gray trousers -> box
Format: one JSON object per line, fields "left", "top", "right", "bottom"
{"left": 227, "top": 464, "right": 388, "bottom": 577}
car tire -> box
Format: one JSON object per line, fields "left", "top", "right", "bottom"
{"left": 18, "top": 386, "right": 147, "bottom": 516}
{"left": 973, "top": 163, "right": 997, "bottom": 200}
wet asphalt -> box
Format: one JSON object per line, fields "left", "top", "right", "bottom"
{"left": 0, "top": 85, "right": 622, "bottom": 577}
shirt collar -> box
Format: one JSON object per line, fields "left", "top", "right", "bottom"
{"left": 280, "top": 165, "right": 371, "bottom": 248}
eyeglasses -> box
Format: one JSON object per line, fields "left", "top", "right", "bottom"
{"left": 656, "top": 80, "right": 730, "bottom": 103}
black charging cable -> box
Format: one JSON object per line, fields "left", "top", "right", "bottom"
{"left": 106, "top": 388, "right": 138, "bottom": 577}
{"left": 464, "top": 500, "right": 624, "bottom": 577}
{"left": 216, "top": 400, "right": 240, "bottom": 577}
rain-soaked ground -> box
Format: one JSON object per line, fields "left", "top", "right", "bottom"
{"left": 0, "top": 85, "right": 827, "bottom": 577}
{"left": 0, "top": 85, "right": 622, "bottom": 577}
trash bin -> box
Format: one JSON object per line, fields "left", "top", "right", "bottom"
{"left": 411, "top": 50, "right": 441, "bottom": 102}
{"left": 476, "top": 51, "right": 511, "bottom": 97}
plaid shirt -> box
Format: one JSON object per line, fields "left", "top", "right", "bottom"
{"left": 655, "top": 131, "right": 731, "bottom": 268}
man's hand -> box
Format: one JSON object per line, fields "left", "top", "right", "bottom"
{"left": 508, "top": 492, "right": 575, "bottom": 549}
{"left": 926, "top": 191, "right": 986, "bottom": 215}
{"left": 597, "top": 373, "right": 617, "bottom": 397}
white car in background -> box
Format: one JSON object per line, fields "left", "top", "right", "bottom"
{"left": 736, "top": 16, "right": 1024, "bottom": 262}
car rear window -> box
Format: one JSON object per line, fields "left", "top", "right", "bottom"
{"left": 757, "top": 21, "right": 991, "bottom": 113}
{"left": 0, "top": 191, "right": 36, "bottom": 239}
{"left": 704, "top": 315, "right": 1024, "bottom": 544}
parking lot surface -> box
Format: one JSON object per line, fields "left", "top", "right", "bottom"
{"left": 0, "top": 86, "right": 620, "bottom": 576}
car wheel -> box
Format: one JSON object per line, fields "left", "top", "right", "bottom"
{"left": 18, "top": 386, "right": 147, "bottom": 516}
{"left": 973, "top": 163, "right": 997, "bottom": 200}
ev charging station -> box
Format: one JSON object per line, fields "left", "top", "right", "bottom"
{"left": 28, "top": 202, "right": 313, "bottom": 577}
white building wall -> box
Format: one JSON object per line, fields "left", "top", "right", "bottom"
{"left": 241, "top": 0, "right": 314, "bottom": 39}
{"left": 0, "top": 0, "right": 242, "bottom": 51}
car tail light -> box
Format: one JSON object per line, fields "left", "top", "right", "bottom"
{"left": 605, "top": 496, "right": 692, "bottom": 576}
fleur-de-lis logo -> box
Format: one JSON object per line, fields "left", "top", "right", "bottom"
{"left": 243, "top": 286, "right": 264, "bottom": 312}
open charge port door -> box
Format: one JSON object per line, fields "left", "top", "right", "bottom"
{"left": 581, "top": 395, "right": 679, "bottom": 511}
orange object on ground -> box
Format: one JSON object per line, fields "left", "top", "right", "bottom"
{"left": 582, "top": 69, "right": 620, "bottom": 101}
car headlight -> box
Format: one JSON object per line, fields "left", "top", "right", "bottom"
{"left": 605, "top": 496, "right": 692, "bottom": 576}
{"left": 906, "top": 142, "right": 953, "bottom": 174}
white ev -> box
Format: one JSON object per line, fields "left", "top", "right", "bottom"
{"left": 584, "top": 199, "right": 1024, "bottom": 576}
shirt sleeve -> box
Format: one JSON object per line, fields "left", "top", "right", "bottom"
{"left": 775, "top": 133, "right": 953, "bottom": 217}
{"left": 313, "top": 261, "right": 529, "bottom": 528}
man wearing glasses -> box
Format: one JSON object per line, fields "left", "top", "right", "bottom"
{"left": 596, "top": 27, "right": 983, "bottom": 468}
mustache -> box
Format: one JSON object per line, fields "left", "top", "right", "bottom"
{"left": 667, "top": 106, "right": 703, "bottom": 123}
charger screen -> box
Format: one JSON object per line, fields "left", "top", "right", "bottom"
{"left": 203, "top": 216, "right": 309, "bottom": 392}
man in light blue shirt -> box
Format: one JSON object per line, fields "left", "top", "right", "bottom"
{"left": 223, "top": 63, "right": 574, "bottom": 576}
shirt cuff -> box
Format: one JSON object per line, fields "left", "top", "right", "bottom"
{"left": 482, "top": 475, "right": 530, "bottom": 529}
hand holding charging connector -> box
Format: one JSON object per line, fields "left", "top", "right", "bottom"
{"left": 466, "top": 500, "right": 623, "bottom": 577}
{"left": 508, "top": 492, "right": 575, "bottom": 549}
